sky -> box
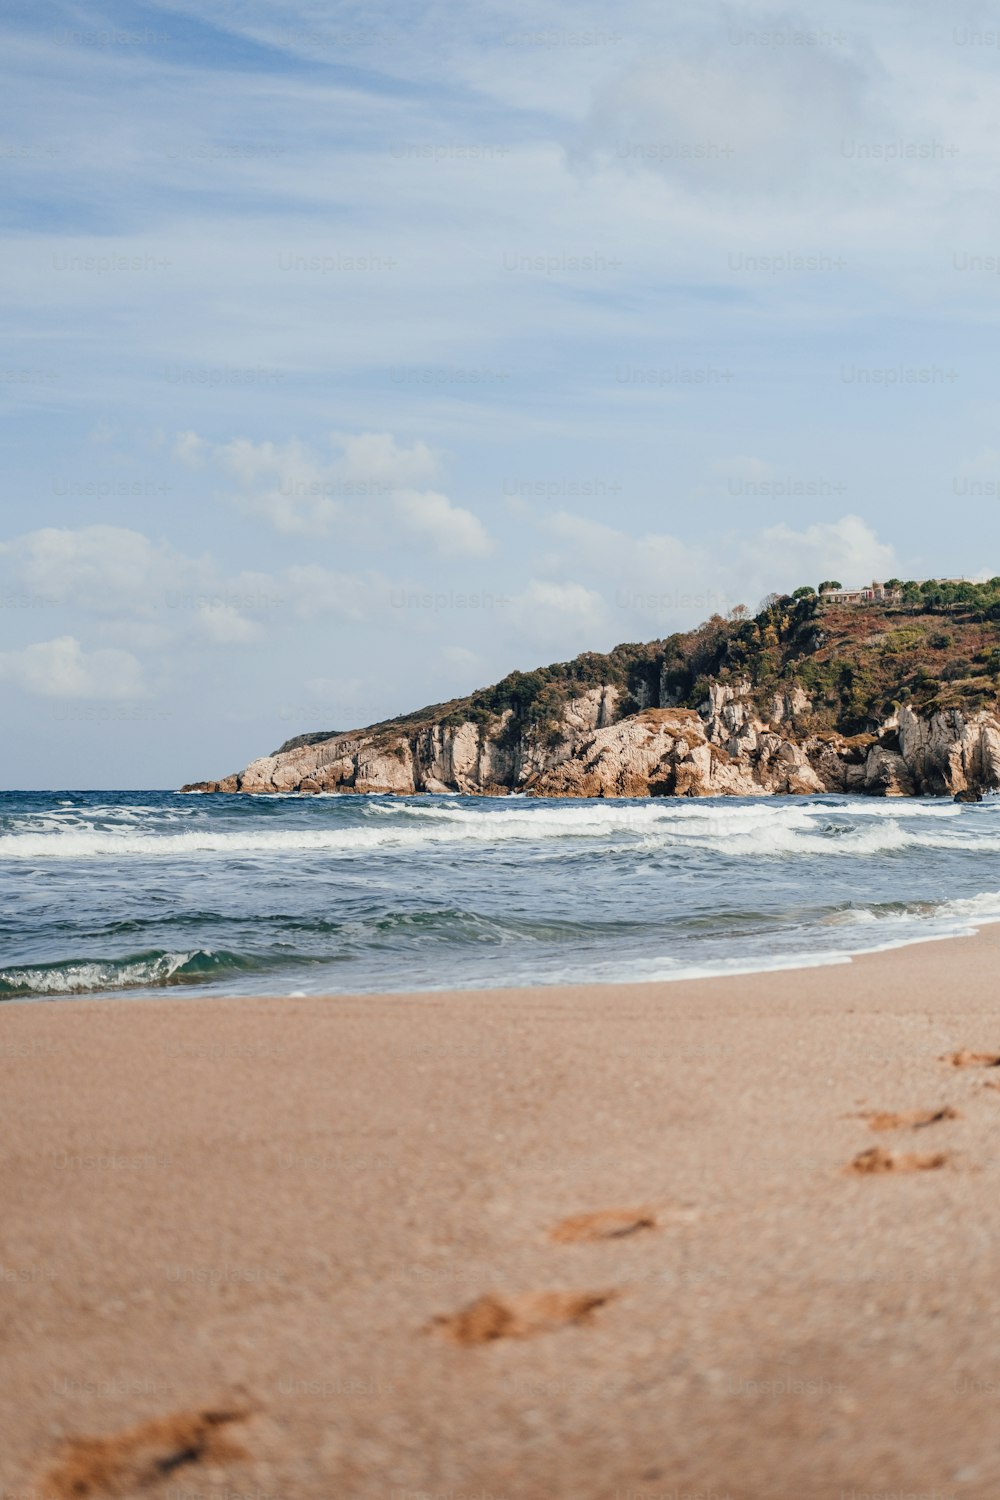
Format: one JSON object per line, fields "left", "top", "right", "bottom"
{"left": 2, "top": 0, "right": 1000, "bottom": 788}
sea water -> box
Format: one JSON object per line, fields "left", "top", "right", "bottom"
{"left": 2, "top": 789, "right": 999, "bottom": 1000}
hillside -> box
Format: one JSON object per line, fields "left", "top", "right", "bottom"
{"left": 185, "top": 580, "right": 1000, "bottom": 800}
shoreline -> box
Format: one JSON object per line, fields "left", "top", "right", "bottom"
{"left": 0, "top": 916, "right": 991, "bottom": 1010}
{"left": 4, "top": 908, "right": 999, "bottom": 1007}
{"left": 5, "top": 929, "right": 1000, "bottom": 1495}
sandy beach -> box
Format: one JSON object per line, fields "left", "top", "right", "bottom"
{"left": 4, "top": 930, "right": 1000, "bottom": 1499}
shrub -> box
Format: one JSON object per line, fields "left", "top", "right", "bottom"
{"left": 881, "top": 628, "right": 925, "bottom": 654}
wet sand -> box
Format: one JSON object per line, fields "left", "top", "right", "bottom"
{"left": 4, "top": 929, "right": 1000, "bottom": 1498}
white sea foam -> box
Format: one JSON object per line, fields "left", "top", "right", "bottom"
{"left": 1, "top": 796, "right": 996, "bottom": 860}
{"left": 5, "top": 792, "right": 1000, "bottom": 864}
{"left": 0, "top": 952, "right": 197, "bottom": 995}
{"left": 819, "top": 887, "right": 1000, "bottom": 946}
{"left": 928, "top": 888, "right": 1000, "bottom": 927}
{"left": 554, "top": 893, "right": 1000, "bottom": 987}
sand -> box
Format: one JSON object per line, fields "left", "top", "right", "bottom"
{"left": 4, "top": 929, "right": 1000, "bottom": 1498}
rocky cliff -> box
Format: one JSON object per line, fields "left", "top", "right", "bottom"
{"left": 184, "top": 588, "right": 1000, "bottom": 800}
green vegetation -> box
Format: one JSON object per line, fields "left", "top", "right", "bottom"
{"left": 880, "top": 627, "right": 925, "bottom": 654}
{"left": 272, "top": 729, "right": 344, "bottom": 755}
{"left": 462, "top": 643, "right": 667, "bottom": 739}
{"left": 293, "top": 578, "right": 1000, "bottom": 751}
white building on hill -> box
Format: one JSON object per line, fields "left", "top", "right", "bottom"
{"left": 819, "top": 580, "right": 902, "bottom": 605}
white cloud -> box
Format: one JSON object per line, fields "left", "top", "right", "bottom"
{"left": 392, "top": 489, "right": 493, "bottom": 557}
{"left": 1, "top": 525, "right": 267, "bottom": 645}
{"left": 529, "top": 509, "right": 897, "bottom": 634}
{"left": 543, "top": 511, "right": 696, "bottom": 580}
{"left": 508, "top": 578, "right": 610, "bottom": 651}
{"left": 212, "top": 436, "right": 342, "bottom": 535}
{"left": 0, "top": 526, "right": 389, "bottom": 654}
{"left": 172, "top": 431, "right": 207, "bottom": 468}
{"left": 8, "top": 525, "right": 191, "bottom": 616}
{"left": 338, "top": 432, "right": 439, "bottom": 487}
{"left": 738, "top": 515, "right": 897, "bottom": 591}
{"left": 3, "top": 521, "right": 440, "bottom": 636}
{"left": 196, "top": 601, "right": 261, "bottom": 645}
{"left": 174, "top": 428, "right": 491, "bottom": 554}
{"left": 0, "top": 636, "right": 145, "bottom": 699}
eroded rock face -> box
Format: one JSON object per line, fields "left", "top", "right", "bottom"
{"left": 183, "top": 682, "right": 1000, "bottom": 801}
{"left": 527, "top": 709, "right": 718, "bottom": 799}
{"left": 862, "top": 745, "right": 917, "bottom": 798}
{"left": 896, "top": 706, "right": 1000, "bottom": 797}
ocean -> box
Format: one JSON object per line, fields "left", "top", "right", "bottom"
{"left": 2, "top": 789, "right": 1000, "bottom": 1002}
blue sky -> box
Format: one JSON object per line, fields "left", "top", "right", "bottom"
{"left": 2, "top": 0, "right": 999, "bottom": 787}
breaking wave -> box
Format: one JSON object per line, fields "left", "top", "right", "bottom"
{"left": 0, "top": 794, "right": 993, "bottom": 860}
{"left": 0, "top": 949, "right": 271, "bottom": 999}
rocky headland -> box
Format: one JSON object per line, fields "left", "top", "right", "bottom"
{"left": 184, "top": 585, "right": 1000, "bottom": 800}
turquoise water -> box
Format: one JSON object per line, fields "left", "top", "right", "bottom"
{"left": 2, "top": 789, "right": 999, "bottom": 1000}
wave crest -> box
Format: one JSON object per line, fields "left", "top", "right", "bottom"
{"left": 0, "top": 949, "right": 261, "bottom": 998}
{"left": 0, "top": 795, "right": 991, "bottom": 860}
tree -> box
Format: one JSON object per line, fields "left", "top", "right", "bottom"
{"left": 792, "top": 585, "right": 817, "bottom": 599}
{"left": 818, "top": 580, "right": 843, "bottom": 594}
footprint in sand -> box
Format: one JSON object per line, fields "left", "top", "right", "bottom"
{"left": 846, "top": 1146, "right": 950, "bottom": 1175}
{"left": 549, "top": 1207, "right": 658, "bottom": 1244}
{"left": 861, "top": 1107, "right": 960, "bottom": 1132}
{"left": 38, "top": 1408, "right": 248, "bottom": 1499}
{"left": 426, "top": 1289, "right": 616, "bottom": 1344}
{"left": 428, "top": 1208, "right": 653, "bottom": 1345}
{"left": 942, "top": 1050, "right": 1000, "bottom": 1069}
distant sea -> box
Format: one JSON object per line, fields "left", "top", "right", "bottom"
{"left": 3, "top": 789, "right": 1000, "bottom": 1001}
